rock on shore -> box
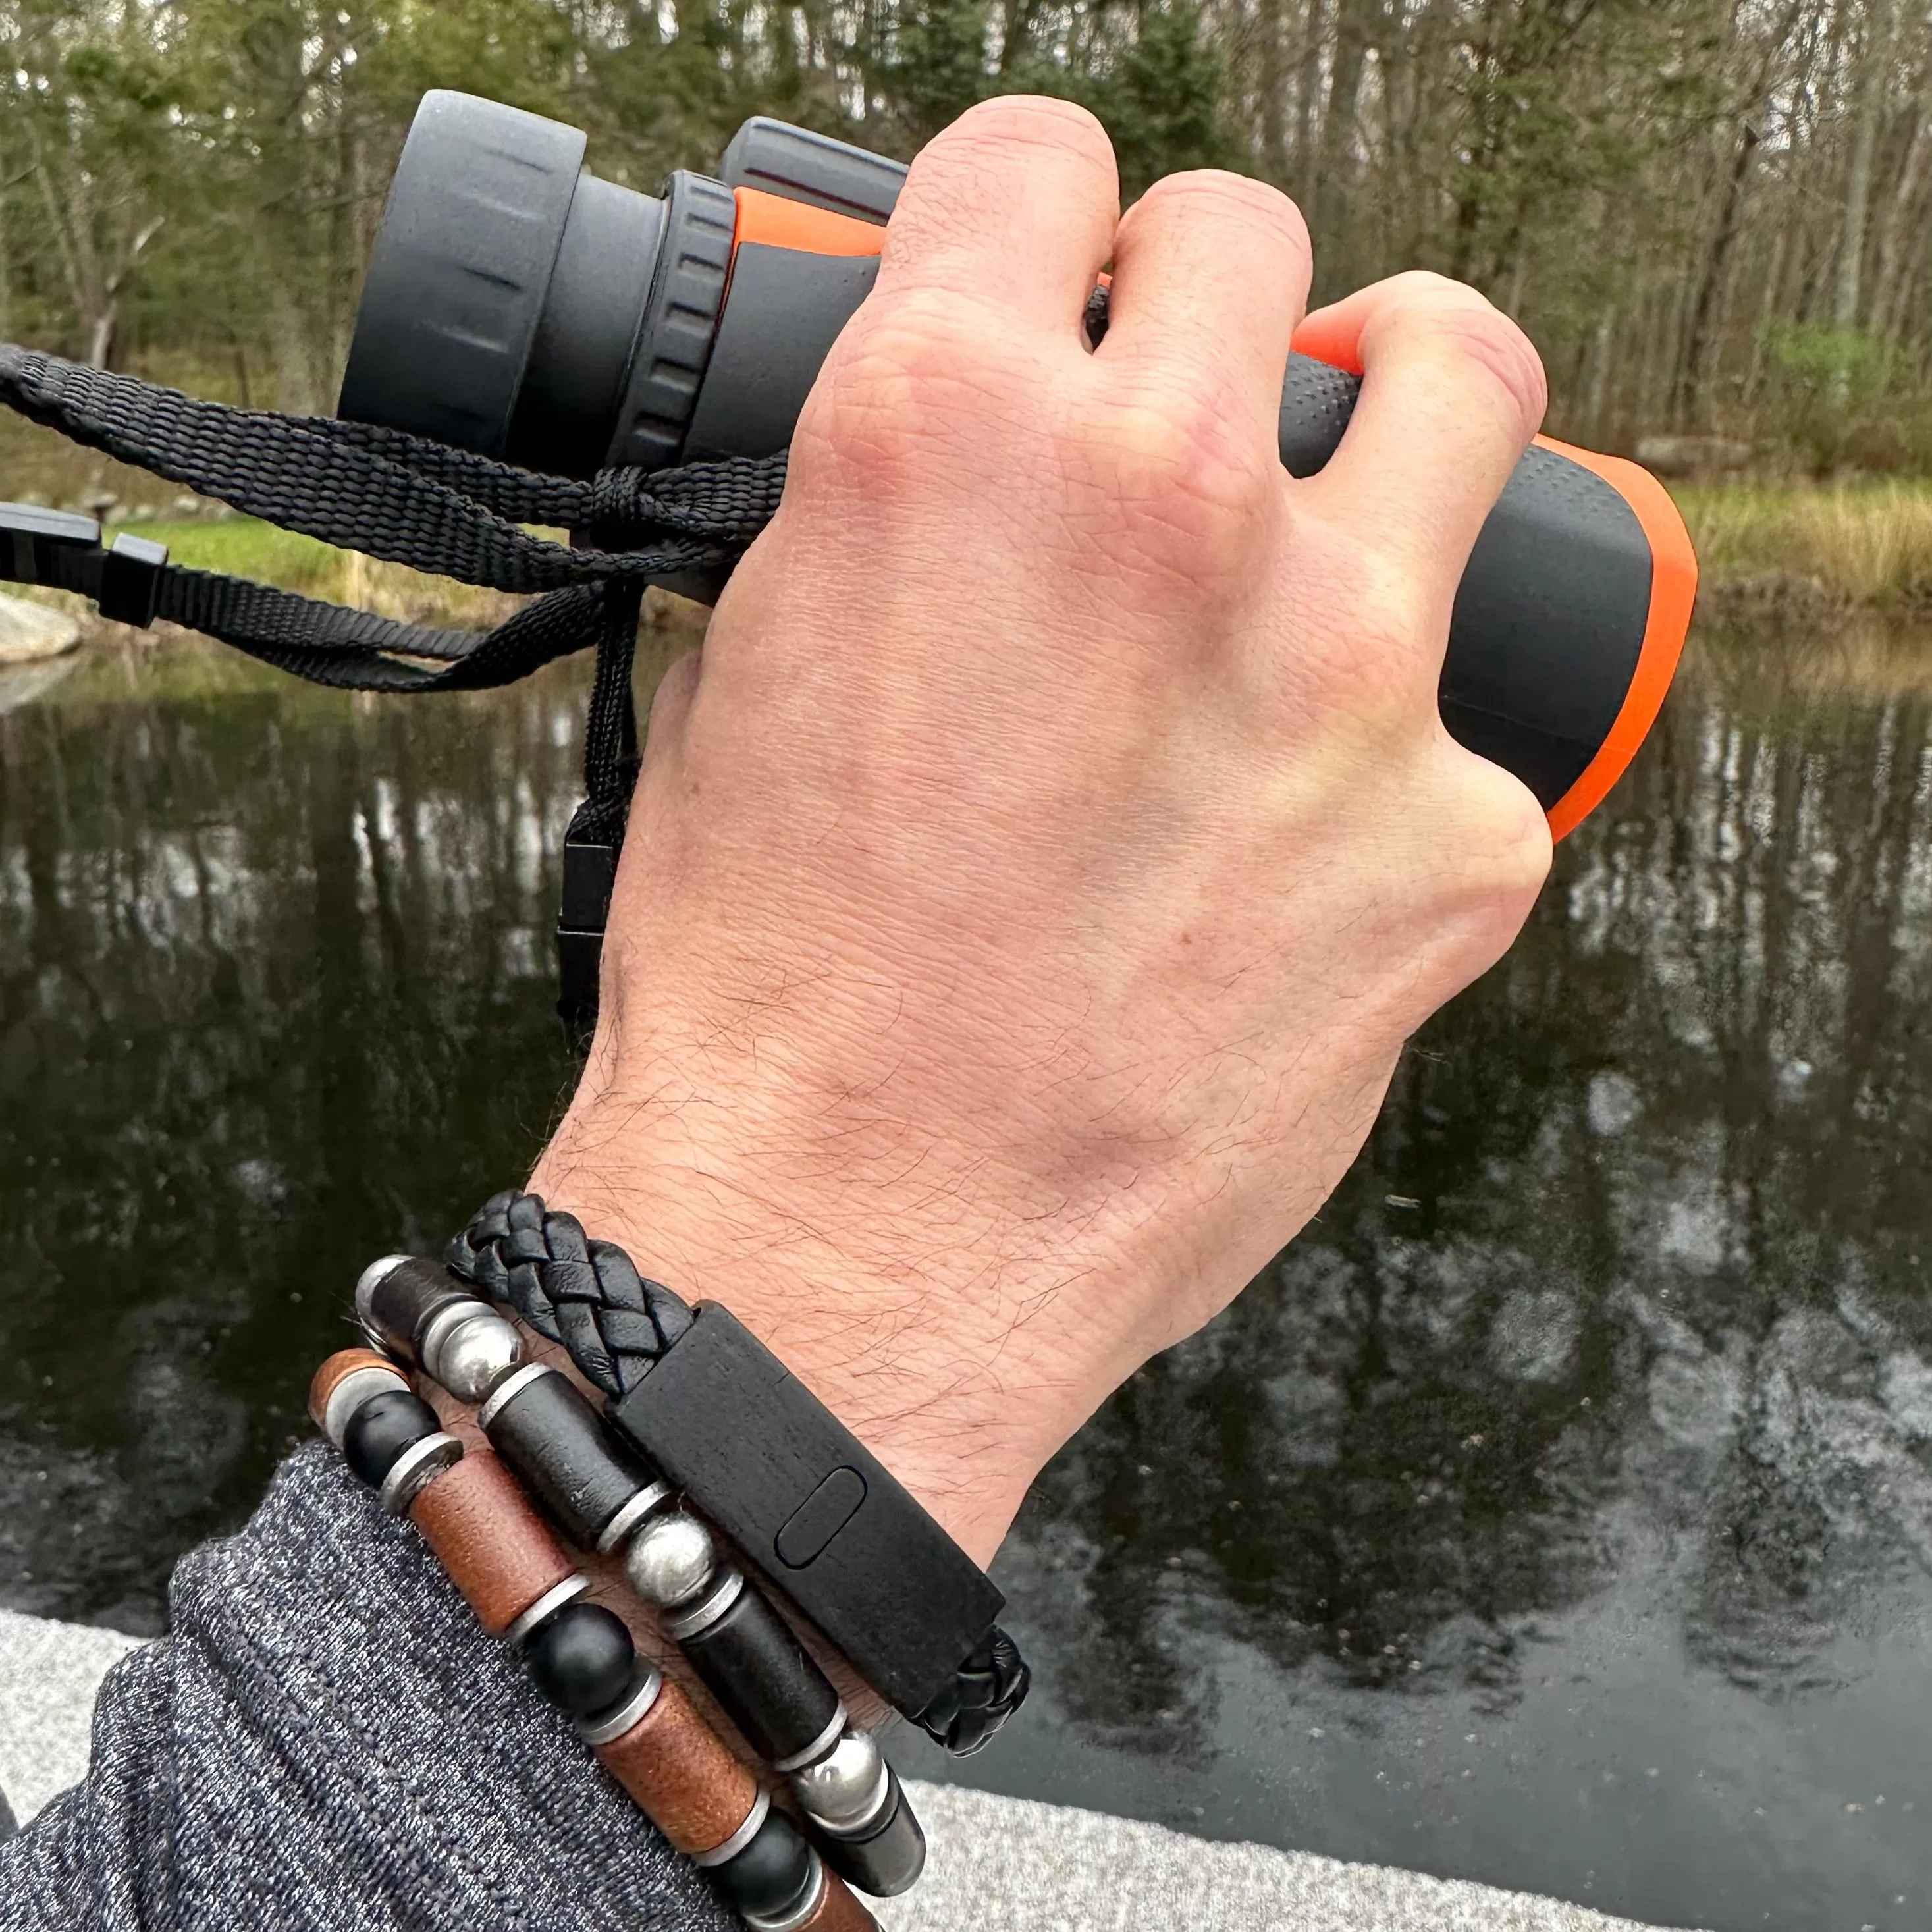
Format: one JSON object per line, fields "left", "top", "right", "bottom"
{"left": 0, "top": 594, "right": 81, "bottom": 664}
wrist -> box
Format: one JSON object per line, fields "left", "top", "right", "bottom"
{"left": 528, "top": 1077, "right": 1132, "bottom": 1568}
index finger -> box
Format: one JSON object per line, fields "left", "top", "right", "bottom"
{"left": 1295, "top": 273, "right": 1547, "bottom": 603}
{"left": 876, "top": 95, "right": 1119, "bottom": 338}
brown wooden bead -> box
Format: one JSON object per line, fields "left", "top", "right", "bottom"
{"left": 594, "top": 1677, "right": 761, "bottom": 1856}
{"left": 406, "top": 1445, "right": 576, "bottom": 1636}
{"left": 796, "top": 1869, "right": 878, "bottom": 1932}
{"left": 307, "top": 1348, "right": 406, "bottom": 1434}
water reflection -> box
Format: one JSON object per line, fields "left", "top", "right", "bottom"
{"left": 5, "top": 624, "right": 1932, "bottom": 1928}
{"left": 0, "top": 642, "right": 595, "bottom": 1630}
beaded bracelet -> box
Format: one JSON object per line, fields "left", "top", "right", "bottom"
{"left": 309, "top": 1349, "right": 876, "bottom": 1932}
{"left": 354, "top": 1259, "right": 926, "bottom": 1901}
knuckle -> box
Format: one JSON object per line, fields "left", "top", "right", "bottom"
{"left": 1446, "top": 753, "right": 1553, "bottom": 902}
{"left": 794, "top": 292, "right": 1011, "bottom": 485}
{"left": 898, "top": 96, "right": 1114, "bottom": 235}
{"left": 645, "top": 649, "right": 699, "bottom": 740}
{"left": 1097, "top": 371, "right": 1279, "bottom": 572}
{"left": 1394, "top": 282, "right": 1548, "bottom": 433}
{"left": 1293, "top": 550, "right": 1439, "bottom": 709}
{"left": 1135, "top": 169, "right": 1310, "bottom": 259}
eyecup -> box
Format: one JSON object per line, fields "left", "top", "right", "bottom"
{"left": 337, "top": 91, "right": 585, "bottom": 457}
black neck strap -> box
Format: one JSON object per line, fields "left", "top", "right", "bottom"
{"left": 0, "top": 345, "right": 790, "bottom": 1032}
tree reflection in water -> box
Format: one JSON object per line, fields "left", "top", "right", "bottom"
{"left": 0, "top": 644, "right": 595, "bottom": 1630}
{"left": 5, "top": 628, "right": 1932, "bottom": 1928}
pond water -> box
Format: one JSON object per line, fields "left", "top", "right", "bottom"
{"left": 5, "top": 622, "right": 1932, "bottom": 1932}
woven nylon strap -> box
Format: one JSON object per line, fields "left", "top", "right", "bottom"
{"left": 0, "top": 343, "right": 798, "bottom": 877}
{"left": 0, "top": 344, "right": 787, "bottom": 693}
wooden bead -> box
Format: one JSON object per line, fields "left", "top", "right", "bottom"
{"left": 407, "top": 1445, "right": 576, "bottom": 1636}
{"left": 796, "top": 1868, "right": 879, "bottom": 1932}
{"left": 307, "top": 1348, "right": 406, "bottom": 1436}
{"left": 593, "top": 1675, "right": 761, "bottom": 1856}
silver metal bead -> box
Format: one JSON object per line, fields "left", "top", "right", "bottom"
{"left": 772, "top": 1702, "right": 847, "bottom": 1775}
{"left": 416, "top": 1297, "right": 487, "bottom": 1372}
{"left": 593, "top": 1482, "right": 674, "bottom": 1555}
{"left": 353, "top": 1254, "right": 412, "bottom": 1332}
{"left": 501, "top": 1574, "right": 591, "bottom": 1649}
{"left": 425, "top": 1310, "right": 522, "bottom": 1404}
{"left": 622, "top": 1508, "right": 718, "bottom": 1610}
{"left": 790, "top": 1729, "right": 890, "bottom": 1835}
{"left": 379, "top": 1432, "right": 463, "bottom": 1516}
{"left": 664, "top": 1568, "right": 743, "bottom": 1642}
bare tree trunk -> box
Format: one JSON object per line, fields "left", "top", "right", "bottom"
{"left": 1295, "top": 0, "right": 1328, "bottom": 196}
{"left": 1583, "top": 306, "right": 1613, "bottom": 444}
{"left": 1835, "top": 0, "right": 1894, "bottom": 340}
{"left": 1317, "top": 0, "right": 1381, "bottom": 188}
{"left": 1868, "top": 70, "right": 1931, "bottom": 338}
{"left": 1254, "top": 0, "right": 1294, "bottom": 180}
{"left": 1676, "top": 120, "right": 1761, "bottom": 427}
{"left": 1744, "top": 225, "right": 1788, "bottom": 406}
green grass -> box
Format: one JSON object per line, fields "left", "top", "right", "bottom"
{"left": 1674, "top": 478, "right": 1932, "bottom": 604}
{"left": 127, "top": 518, "right": 352, "bottom": 596}
{"left": 117, "top": 516, "right": 522, "bottom": 627}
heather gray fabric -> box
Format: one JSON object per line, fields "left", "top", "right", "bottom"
{"left": 0, "top": 1445, "right": 1694, "bottom": 1932}
{"left": 0, "top": 1442, "right": 730, "bottom": 1932}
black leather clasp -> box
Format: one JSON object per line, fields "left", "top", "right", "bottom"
{"left": 610, "top": 1302, "right": 1005, "bottom": 1720}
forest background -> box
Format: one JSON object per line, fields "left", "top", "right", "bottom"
{"left": 2, "top": 0, "right": 1930, "bottom": 489}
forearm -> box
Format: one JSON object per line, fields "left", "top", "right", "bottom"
{"left": 0, "top": 1447, "right": 724, "bottom": 1932}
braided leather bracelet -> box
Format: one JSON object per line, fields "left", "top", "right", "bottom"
{"left": 444, "top": 1191, "right": 1031, "bottom": 1756}
{"left": 307, "top": 1349, "right": 875, "bottom": 1932}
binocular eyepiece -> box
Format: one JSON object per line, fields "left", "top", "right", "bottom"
{"left": 339, "top": 91, "right": 905, "bottom": 479}
{"left": 338, "top": 90, "right": 1696, "bottom": 840}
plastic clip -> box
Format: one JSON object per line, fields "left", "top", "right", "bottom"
{"left": 0, "top": 502, "right": 168, "bottom": 628}
{"left": 556, "top": 820, "right": 618, "bottom": 1039}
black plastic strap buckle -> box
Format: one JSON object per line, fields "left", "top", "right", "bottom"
{"left": 610, "top": 1302, "right": 1006, "bottom": 1721}
{"left": 556, "top": 819, "right": 618, "bottom": 1037}
{"left": 0, "top": 502, "right": 168, "bottom": 627}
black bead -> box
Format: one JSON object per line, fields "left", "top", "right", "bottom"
{"left": 711, "top": 1809, "right": 815, "bottom": 1923}
{"left": 341, "top": 1388, "right": 441, "bottom": 1488}
{"left": 522, "top": 1601, "right": 635, "bottom": 1717}
{"left": 367, "top": 1257, "right": 472, "bottom": 1364}
{"left": 817, "top": 1769, "right": 926, "bottom": 1899}
{"left": 485, "top": 1365, "right": 656, "bottom": 1545}
{"left": 680, "top": 1582, "right": 842, "bottom": 1765}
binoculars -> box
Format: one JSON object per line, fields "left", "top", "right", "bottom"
{"left": 336, "top": 90, "right": 1696, "bottom": 837}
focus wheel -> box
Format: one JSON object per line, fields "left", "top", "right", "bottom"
{"left": 606, "top": 171, "right": 736, "bottom": 471}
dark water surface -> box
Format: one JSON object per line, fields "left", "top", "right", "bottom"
{"left": 5, "top": 628, "right": 1932, "bottom": 1931}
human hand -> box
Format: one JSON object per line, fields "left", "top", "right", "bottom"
{"left": 531, "top": 95, "right": 1551, "bottom": 1565}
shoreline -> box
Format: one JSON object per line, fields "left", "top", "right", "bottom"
{"left": 1673, "top": 478, "right": 1932, "bottom": 617}
{"left": 12, "top": 481, "right": 1932, "bottom": 639}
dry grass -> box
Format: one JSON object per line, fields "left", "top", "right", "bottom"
{"left": 1676, "top": 479, "right": 1932, "bottom": 605}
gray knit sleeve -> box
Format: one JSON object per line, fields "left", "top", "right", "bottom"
{"left": 0, "top": 1441, "right": 731, "bottom": 1932}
